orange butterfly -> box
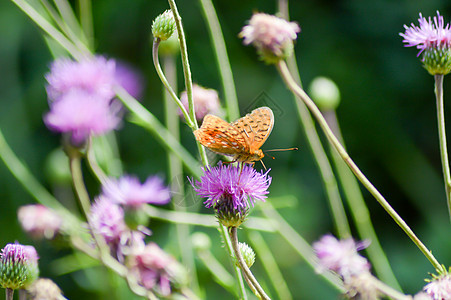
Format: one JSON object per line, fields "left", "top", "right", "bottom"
{"left": 194, "top": 107, "right": 274, "bottom": 164}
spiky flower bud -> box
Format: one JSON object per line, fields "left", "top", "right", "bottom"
{"left": 152, "top": 10, "right": 176, "bottom": 41}
{"left": 309, "top": 77, "right": 341, "bottom": 111}
{"left": 215, "top": 196, "right": 249, "bottom": 228}
{"left": 28, "top": 278, "right": 64, "bottom": 300}
{"left": 238, "top": 242, "right": 255, "bottom": 268}
{"left": 0, "top": 244, "right": 39, "bottom": 290}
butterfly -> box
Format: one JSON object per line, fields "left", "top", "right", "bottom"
{"left": 194, "top": 107, "right": 274, "bottom": 165}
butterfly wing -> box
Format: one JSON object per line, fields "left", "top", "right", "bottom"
{"left": 230, "top": 107, "right": 274, "bottom": 152}
{"left": 194, "top": 114, "right": 249, "bottom": 156}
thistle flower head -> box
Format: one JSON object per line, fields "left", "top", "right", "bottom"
{"left": 313, "top": 234, "right": 370, "bottom": 279}
{"left": 179, "top": 84, "right": 222, "bottom": 121}
{"left": 129, "top": 243, "right": 188, "bottom": 296}
{"left": 0, "top": 243, "right": 39, "bottom": 290}
{"left": 46, "top": 56, "right": 117, "bottom": 102}
{"left": 18, "top": 205, "right": 62, "bottom": 239}
{"left": 102, "top": 175, "right": 171, "bottom": 208}
{"left": 89, "top": 196, "right": 126, "bottom": 247}
{"left": 240, "top": 13, "right": 300, "bottom": 64}
{"left": 400, "top": 11, "right": 451, "bottom": 75}
{"left": 192, "top": 163, "right": 271, "bottom": 210}
{"left": 44, "top": 89, "right": 121, "bottom": 146}
{"left": 152, "top": 10, "right": 176, "bottom": 41}
{"left": 424, "top": 274, "right": 451, "bottom": 300}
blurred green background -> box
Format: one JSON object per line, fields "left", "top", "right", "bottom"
{"left": 1, "top": 0, "right": 451, "bottom": 299}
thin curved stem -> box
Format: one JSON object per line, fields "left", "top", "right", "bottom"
{"left": 276, "top": 60, "right": 444, "bottom": 273}
{"left": 230, "top": 227, "right": 271, "bottom": 300}
{"left": 198, "top": 0, "right": 240, "bottom": 121}
{"left": 5, "top": 289, "right": 13, "bottom": 300}
{"left": 434, "top": 74, "right": 451, "bottom": 222}
{"left": 152, "top": 38, "right": 193, "bottom": 128}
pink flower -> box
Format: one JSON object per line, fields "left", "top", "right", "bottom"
{"left": 46, "top": 56, "right": 117, "bottom": 102}
{"left": 179, "top": 84, "right": 222, "bottom": 121}
{"left": 89, "top": 197, "right": 126, "bottom": 246}
{"left": 424, "top": 275, "right": 451, "bottom": 300}
{"left": 18, "top": 205, "right": 62, "bottom": 239}
{"left": 44, "top": 89, "right": 121, "bottom": 145}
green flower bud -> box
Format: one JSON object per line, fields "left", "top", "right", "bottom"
{"left": 238, "top": 242, "right": 255, "bottom": 268}
{"left": 214, "top": 196, "right": 248, "bottom": 228}
{"left": 422, "top": 47, "right": 451, "bottom": 75}
{"left": 123, "top": 207, "right": 149, "bottom": 230}
{"left": 152, "top": 10, "right": 176, "bottom": 41}
{"left": 0, "top": 244, "right": 39, "bottom": 290}
{"left": 44, "top": 148, "right": 71, "bottom": 185}
{"left": 308, "top": 77, "right": 341, "bottom": 111}
{"left": 191, "top": 232, "right": 212, "bottom": 252}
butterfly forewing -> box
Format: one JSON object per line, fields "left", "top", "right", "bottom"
{"left": 230, "top": 107, "right": 274, "bottom": 152}
{"left": 193, "top": 115, "right": 248, "bottom": 156}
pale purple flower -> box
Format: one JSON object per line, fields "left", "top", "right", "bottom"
{"left": 313, "top": 234, "right": 371, "bottom": 279}
{"left": 44, "top": 89, "right": 121, "bottom": 145}
{"left": 89, "top": 197, "right": 126, "bottom": 246}
{"left": 400, "top": 11, "right": 451, "bottom": 56}
{"left": 179, "top": 84, "right": 222, "bottom": 121}
{"left": 46, "top": 56, "right": 116, "bottom": 102}
{"left": 424, "top": 275, "right": 451, "bottom": 300}
{"left": 102, "top": 175, "right": 171, "bottom": 208}
{"left": 114, "top": 62, "right": 144, "bottom": 99}
{"left": 0, "top": 243, "right": 39, "bottom": 289}
{"left": 129, "top": 242, "right": 187, "bottom": 296}
{"left": 18, "top": 205, "right": 62, "bottom": 239}
{"left": 192, "top": 163, "right": 271, "bottom": 209}
{"left": 240, "top": 13, "right": 300, "bottom": 61}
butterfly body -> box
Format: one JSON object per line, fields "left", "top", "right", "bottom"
{"left": 194, "top": 107, "right": 274, "bottom": 164}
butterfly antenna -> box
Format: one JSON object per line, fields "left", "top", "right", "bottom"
{"left": 264, "top": 147, "right": 299, "bottom": 152}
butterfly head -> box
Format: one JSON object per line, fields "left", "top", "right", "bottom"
{"left": 236, "top": 149, "right": 265, "bottom": 164}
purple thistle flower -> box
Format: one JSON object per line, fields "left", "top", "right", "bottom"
{"left": 0, "top": 243, "right": 39, "bottom": 289}
{"left": 400, "top": 11, "right": 451, "bottom": 56}
{"left": 178, "top": 84, "right": 222, "bottom": 121}
{"left": 46, "top": 56, "right": 116, "bottom": 102}
{"left": 313, "top": 234, "right": 371, "bottom": 279}
{"left": 424, "top": 274, "right": 451, "bottom": 300}
{"left": 89, "top": 196, "right": 126, "bottom": 246}
{"left": 192, "top": 163, "right": 271, "bottom": 209}
{"left": 400, "top": 11, "right": 451, "bottom": 75}
{"left": 102, "top": 175, "right": 171, "bottom": 208}
{"left": 44, "top": 89, "right": 121, "bottom": 145}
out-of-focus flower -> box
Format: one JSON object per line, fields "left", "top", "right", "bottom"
{"left": 129, "top": 242, "right": 188, "bottom": 296}
{"left": 89, "top": 197, "right": 126, "bottom": 247}
{"left": 192, "top": 163, "right": 271, "bottom": 227}
{"left": 424, "top": 274, "right": 451, "bottom": 300}
{"left": 46, "top": 56, "right": 116, "bottom": 102}
{"left": 152, "top": 10, "right": 176, "bottom": 41}
{"left": 44, "top": 89, "right": 121, "bottom": 145}
{"left": 313, "top": 234, "right": 370, "bottom": 279}
{"left": 179, "top": 84, "right": 222, "bottom": 121}
{"left": 103, "top": 175, "right": 171, "bottom": 208}
{"left": 309, "top": 77, "right": 341, "bottom": 111}
{"left": 400, "top": 11, "right": 451, "bottom": 75}
{"left": 18, "top": 205, "right": 62, "bottom": 239}
{"left": 0, "top": 243, "right": 39, "bottom": 290}
{"left": 27, "top": 278, "right": 64, "bottom": 300}
{"left": 240, "top": 13, "right": 300, "bottom": 64}
{"left": 238, "top": 242, "right": 255, "bottom": 268}
{"left": 114, "top": 62, "right": 144, "bottom": 100}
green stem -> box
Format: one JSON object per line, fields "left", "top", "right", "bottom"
{"left": 152, "top": 39, "right": 193, "bottom": 127}
{"left": 163, "top": 54, "right": 199, "bottom": 294}
{"left": 219, "top": 224, "right": 248, "bottom": 300}
{"left": 434, "top": 74, "right": 451, "bottom": 222}
{"left": 5, "top": 288, "right": 13, "bottom": 300}
{"left": 198, "top": 0, "right": 240, "bottom": 121}
{"left": 248, "top": 231, "right": 292, "bottom": 300}
{"left": 68, "top": 151, "right": 92, "bottom": 216}
{"left": 86, "top": 137, "right": 109, "bottom": 184}
{"left": 78, "top": 0, "right": 94, "bottom": 50}
{"left": 278, "top": 3, "right": 350, "bottom": 239}
{"left": 276, "top": 60, "right": 445, "bottom": 273}
{"left": 260, "top": 203, "right": 345, "bottom": 292}
{"left": 230, "top": 227, "right": 271, "bottom": 300}
{"left": 11, "top": 0, "right": 87, "bottom": 60}
{"left": 324, "top": 110, "right": 401, "bottom": 290}
{"left": 114, "top": 86, "right": 203, "bottom": 178}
